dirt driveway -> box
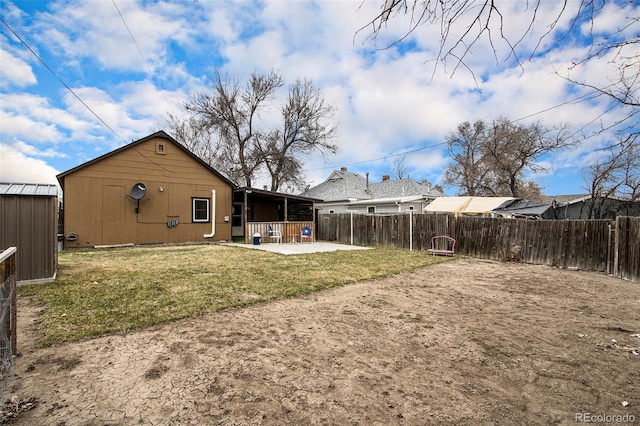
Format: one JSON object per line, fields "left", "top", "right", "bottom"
{"left": 10, "top": 258, "right": 640, "bottom": 425}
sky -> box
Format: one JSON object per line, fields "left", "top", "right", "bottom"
{"left": 0, "top": 0, "right": 638, "bottom": 197}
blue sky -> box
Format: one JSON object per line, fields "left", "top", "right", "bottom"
{"left": 0, "top": 0, "right": 637, "bottom": 196}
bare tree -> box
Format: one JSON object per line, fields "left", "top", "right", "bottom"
{"left": 259, "top": 79, "right": 338, "bottom": 192}
{"left": 444, "top": 117, "right": 572, "bottom": 198}
{"left": 583, "top": 135, "right": 640, "bottom": 201}
{"left": 391, "top": 154, "right": 409, "bottom": 179}
{"left": 177, "top": 69, "right": 284, "bottom": 187}
{"left": 169, "top": 71, "right": 338, "bottom": 192}
{"left": 167, "top": 112, "right": 220, "bottom": 169}
{"left": 482, "top": 117, "right": 571, "bottom": 198}
{"left": 443, "top": 120, "right": 491, "bottom": 195}
{"left": 356, "top": 1, "right": 639, "bottom": 144}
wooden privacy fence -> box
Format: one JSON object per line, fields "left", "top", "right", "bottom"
{"left": 317, "top": 213, "right": 639, "bottom": 283}
{"left": 614, "top": 216, "right": 640, "bottom": 282}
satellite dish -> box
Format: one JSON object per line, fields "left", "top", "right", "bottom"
{"left": 131, "top": 183, "right": 147, "bottom": 200}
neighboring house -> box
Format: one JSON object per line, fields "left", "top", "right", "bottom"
{"left": 492, "top": 199, "right": 557, "bottom": 219}
{"left": 537, "top": 194, "right": 586, "bottom": 205}
{"left": 555, "top": 195, "right": 640, "bottom": 219}
{"left": 342, "top": 196, "right": 429, "bottom": 214}
{"left": 0, "top": 183, "right": 58, "bottom": 281}
{"left": 303, "top": 167, "right": 443, "bottom": 213}
{"left": 57, "top": 130, "right": 234, "bottom": 248}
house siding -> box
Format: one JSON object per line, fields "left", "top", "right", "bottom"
{"left": 61, "top": 135, "right": 232, "bottom": 248}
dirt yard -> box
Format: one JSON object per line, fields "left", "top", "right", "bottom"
{"left": 8, "top": 258, "right": 640, "bottom": 425}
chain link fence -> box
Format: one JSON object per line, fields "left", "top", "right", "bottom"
{"left": 0, "top": 248, "right": 17, "bottom": 405}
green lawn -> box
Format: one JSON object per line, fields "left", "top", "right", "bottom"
{"left": 19, "top": 244, "right": 452, "bottom": 346}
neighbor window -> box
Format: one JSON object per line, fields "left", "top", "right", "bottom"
{"left": 192, "top": 198, "right": 210, "bottom": 222}
{"left": 367, "top": 206, "right": 376, "bottom": 213}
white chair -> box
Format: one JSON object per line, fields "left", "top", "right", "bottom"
{"left": 268, "top": 225, "right": 282, "bottom": 244}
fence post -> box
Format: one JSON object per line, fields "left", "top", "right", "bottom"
{"left": 409, "top": 209, "right": 413, "bottom": 251}
{"left": 350, "top": 211, "right": 354, "bottom": 245}
{"left": 614, "top": 217, "right": 620, "bottom": 278}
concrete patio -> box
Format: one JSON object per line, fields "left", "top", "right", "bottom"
{"left": 224, "top": 241, "right": 372, "bottom": 255}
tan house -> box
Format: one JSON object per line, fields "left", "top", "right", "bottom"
{"left": 57, "top": 130, "right": 234, "bottom": 248}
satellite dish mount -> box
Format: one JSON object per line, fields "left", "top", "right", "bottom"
{"left": 128, "top": 182, "right": 147, "bottom": 214}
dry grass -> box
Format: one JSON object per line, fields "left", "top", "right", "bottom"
{"left": 18, "top": 244, "right": 452, "bottom": 346}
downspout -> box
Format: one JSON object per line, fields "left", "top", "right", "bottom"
{"left": 204, "top": 190, "right": 216, "bottom": 238}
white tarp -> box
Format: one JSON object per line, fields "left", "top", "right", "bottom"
{"left": 423, "top": 197, "right": 473, "bottom": 214}
{"left": 424, "top": 196, "right": 516, "bottom": 216}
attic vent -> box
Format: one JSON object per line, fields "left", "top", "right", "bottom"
{"left": 156, "top": 141, "right": 166, "bottom": 155}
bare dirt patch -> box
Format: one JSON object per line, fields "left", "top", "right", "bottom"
{"left": 9, "top": 258, "right": 640, "bottom": 425}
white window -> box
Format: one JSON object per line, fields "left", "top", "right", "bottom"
{"left": 368, "top": 206, "right": 376, "bottom": 214}
{"left": 329, "top": 209, "right": 335, "bottom": 214}
{"left": 192, "top": 198, "right": 210, "bottom": 222}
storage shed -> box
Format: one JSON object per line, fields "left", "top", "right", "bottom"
{"left": 0, "top": 183, "right": 59, "bottom": 282}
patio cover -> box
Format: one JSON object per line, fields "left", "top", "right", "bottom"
{"left": 424, "top": 196, "right": 516, "bottom": 216}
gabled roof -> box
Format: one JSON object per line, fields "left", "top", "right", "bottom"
{"left": 0, "top": 182, "right": 58, "bottom": 197}
{"left": 302, "top": 171, "right": 443, "bottom": 202}
{"left": 369, "top": 178, "right": 443, "bottom": 199}
{"left": 303, "top": 169, "right": 369, "bottom": 201}
{"left": 56, "top": 130, "right": 235, "bottom": 189}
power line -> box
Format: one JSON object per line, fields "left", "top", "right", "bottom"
{"left": 1, "top": 14, "right": 179, "bottom": 175}
{"left": 0, "top": 16, "right": 126, "bottom": 143}
{"left": 311, "top": 86, "right": 618, "bottom": 174}
{"left": 111, "top": 0, "right": 177, "bottom": 117}
{"left": 303, "top": 142, "right": 448, "bottom": 172}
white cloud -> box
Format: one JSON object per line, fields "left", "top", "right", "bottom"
{"left": 10, "top": 140, "right": 66, "bottom": 158}
{"left": 0, "top": 0, "right": 635, "bottom": 195}
{"left": 0, "top": 44, "right": 36, "bottom": 88}
{"left": 0, "top": 144, "right": 60, "bottom": 184}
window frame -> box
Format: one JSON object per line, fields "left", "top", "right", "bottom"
{"left": 192, "top": 197, "right": 210, "bottom": 223}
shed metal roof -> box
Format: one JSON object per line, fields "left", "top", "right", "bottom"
{"left": 0, "top": 183, "right": 58, "bottom": 197}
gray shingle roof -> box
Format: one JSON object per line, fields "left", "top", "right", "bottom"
{"left": 302, "top": 171, "right": 443, "bottom": 202}
{"left": 369, "top": 178, "right": 443, "bottom": 199}
{"left": 0, "top": 183, "right": 58, "bottom": 197}
{"left": 303, "top": 170, "right": 370, "bottom": 201}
